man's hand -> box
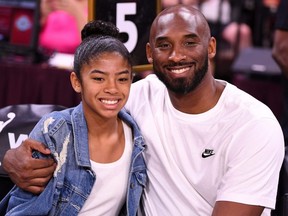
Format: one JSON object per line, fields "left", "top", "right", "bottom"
{"left": 2, "top": 139, "right": 56, "bottom": 194}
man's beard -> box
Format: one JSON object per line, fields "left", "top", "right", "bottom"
{"left": 154, "top": 56, "right": 209, "bottom": 95}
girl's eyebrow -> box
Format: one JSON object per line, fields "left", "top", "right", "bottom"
{"left": 90, "top": 70, "right": 104, "bottom": 74}
{"left": 117, "top": 70, "right": 130, "bottom": 75}
{"left": 90, "top": 69, "right": 130, "bottom": 75}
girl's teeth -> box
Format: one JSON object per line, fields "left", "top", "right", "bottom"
{"left": 101, "top": 99, "right": 118, "bottom": 105}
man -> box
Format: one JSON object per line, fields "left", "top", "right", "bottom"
{"left": 2, "top": 5, "right": 284, "bottom": 216}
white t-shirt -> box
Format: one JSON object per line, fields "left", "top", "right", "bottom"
{"left": 79, "top": 122, "right": 132, "bottom": 216}
{"left": 125, "top": 74, "right": 284, "bottom": 216}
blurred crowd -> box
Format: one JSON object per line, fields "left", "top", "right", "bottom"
{"left": 38, "top": 0, "right": 88, "bottom": 54}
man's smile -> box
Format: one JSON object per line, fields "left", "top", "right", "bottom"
{"left": 170, "top": 67, "right": 191, "bottom": 74}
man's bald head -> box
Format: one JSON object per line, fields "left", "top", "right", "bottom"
{"left": 149, "top": 5, "right": 211, "bottom": 44}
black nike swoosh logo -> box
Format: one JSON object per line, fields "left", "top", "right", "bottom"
{"left": 202, "top": 152, "right": 215, "bottom": 158}
{"left": 202, "top": 149, "right": 215, "bottom": 158}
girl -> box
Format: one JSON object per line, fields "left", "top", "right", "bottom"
{"left": 0, "top": 20, "right": 147, "bottom": 216}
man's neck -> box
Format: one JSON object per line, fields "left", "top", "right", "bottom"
{"left": 168, "top": 78, "right": 225, "bottom": 114}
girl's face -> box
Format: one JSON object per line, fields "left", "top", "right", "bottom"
{"left": 71, "top": 52, "right": 132, "bottom": 121}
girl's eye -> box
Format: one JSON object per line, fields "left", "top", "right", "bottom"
{"left": 118, "top": 77, "right": 129, "bottom": 82}
{"left": 93, "top": 77, "right": 104, "bottom": 81}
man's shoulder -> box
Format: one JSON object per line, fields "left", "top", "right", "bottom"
{"left": 126, "top": 74, "right": 166, "bottom": 114}
{"left": 221, "top": 81, "right": 277, "bottom": 123}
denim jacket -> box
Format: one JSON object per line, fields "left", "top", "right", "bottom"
{"left": 0, "top": 104, "right": 147, "bottom": 216}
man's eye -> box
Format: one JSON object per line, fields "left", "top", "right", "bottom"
{"left": 185, "top": 41, "right": 197, "bottom": 46}
{"left": 157, "top": 43, "right": 170, "bottom": 49}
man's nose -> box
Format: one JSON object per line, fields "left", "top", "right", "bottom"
{"left": 168, "top": 46, "right": 187, "bottom": 62}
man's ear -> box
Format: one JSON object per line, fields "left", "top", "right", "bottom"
{"left": 146, "top": 42, "right": 153, "bottom": 64}
{"left": 208, "top": 37, "right": 217, "bottom": 59}
{"left": 70, "top": 72, "right": 81, "bottom": 93}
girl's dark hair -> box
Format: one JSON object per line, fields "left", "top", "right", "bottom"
{"left": 73, "top": 20, "right": 133, "bottom": 80}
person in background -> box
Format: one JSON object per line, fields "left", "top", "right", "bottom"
{"left": 271, "top": 0, "right": 288, "bottom": 215}
{"left": 0, "top": 20, "right": 146, "bottom": 216}
{"left": 2, "top": 5, "right": 284, "bottom": 216}
{"left": 199, "top": 0, "right": 252, "bottom": 80}
{"left": 272, "top": 0, "right": 288, "bottom": 145}
{"left": 39, "top": 0, "right": 88, "bottom": 54}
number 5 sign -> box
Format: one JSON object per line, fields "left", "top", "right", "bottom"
{"left": 88, "top": 0, "right": 161, "bottom": 72}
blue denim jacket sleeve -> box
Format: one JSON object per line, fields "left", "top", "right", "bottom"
{"left": 0, "top": 114, "right": 60, "bottom": 215}
{"left": 0, "top": 111, "right": 72, "bottom": 216}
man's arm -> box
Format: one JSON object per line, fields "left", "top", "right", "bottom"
{"left": 272, "top": 29, "right": 288, "bottom": 78}
{"left": 212, "top": 201, "right": 264, "bottom": 216}
{"left": 3, "top": 139, "right": 56, "bottom": 194}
